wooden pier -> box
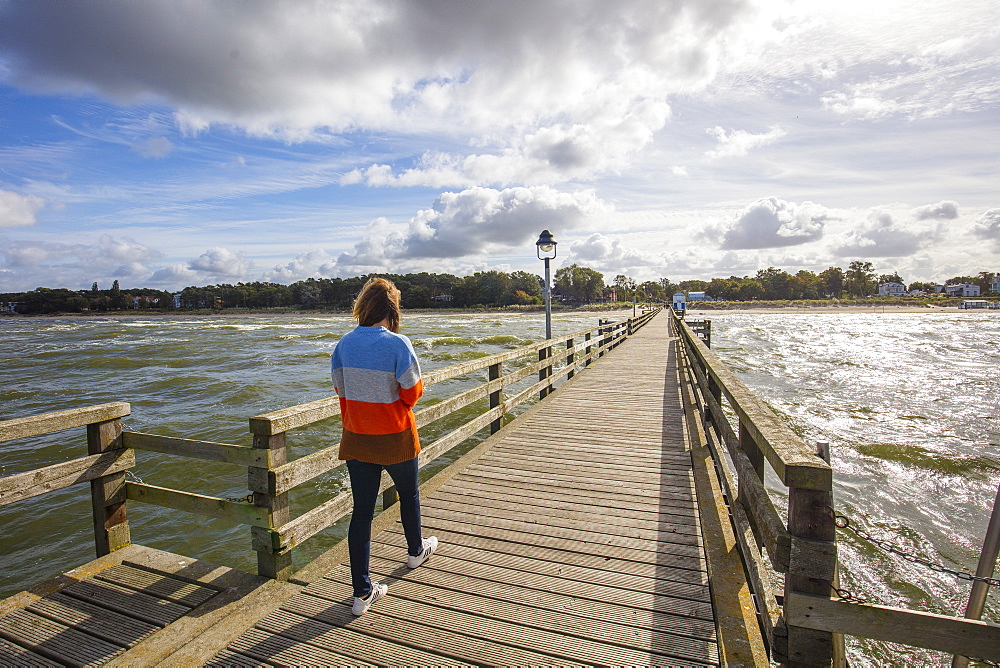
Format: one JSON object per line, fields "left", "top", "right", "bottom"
{"left": 3, "top": 309, "right": 999, "bottom": 666}
{"left": 210, "top": 312, "right": 734, "bottom": 666}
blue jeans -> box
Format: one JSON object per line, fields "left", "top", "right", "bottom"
{"left": 346, "top": 457, "right": 424, "bottom": 598}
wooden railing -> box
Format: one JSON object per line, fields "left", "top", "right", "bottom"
{"left": 0, "top": 403, "right": 134, "bottom": 556}
{"left": 0, "top": 310, "right": 659, "bottom": 582}
{"left": 672, "top": 309, "right": 1000, "bottom": 666}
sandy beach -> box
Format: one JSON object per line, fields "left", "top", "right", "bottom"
{"left": 5, "top": 303, "right": 995, "bottom": 319}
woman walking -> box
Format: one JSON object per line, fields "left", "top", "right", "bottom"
{"left": 331, "top": 277, "right": 437, "bottom": 616}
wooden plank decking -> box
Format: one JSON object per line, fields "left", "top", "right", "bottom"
{"left": 215, "top": 314, "right": 720, "bottom": 666}
{"left": 0, "top": 543, "right": 301, "bottom": 667}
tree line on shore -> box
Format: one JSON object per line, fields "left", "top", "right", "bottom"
{"left": 2, "top": 262, "right": 996, "bottom": 314}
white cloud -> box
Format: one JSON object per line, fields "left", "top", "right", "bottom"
{"left": 912, "top": 200, "right": 959, "bottom": 220}
{"left": 332, "top": 186, "right": 611, "bottom": 270}
{"left": 705, "top": 197, "right": 830, "bottom": 250}
{"left": 567, "top": 233, "right": 660, "bottom": 273}
{"left": 0, "top": 190, "right": 46, "bottom": 228}
{"left": 132, "top": 136, "right": 174, "bottom": 158}
{"left": 341, "top": 101, "right": 672, "bottom": 188}
{"left": 972, "top": 208, "right": 1000, "bottom": 250}
{"left": 821, "top": 90, "right": 901, "bottom": 120}
{"left": 98, "top": 234, "right": 161, "bottom": 263}
{"left": 0, "top": 234, "right": 162, "bottom": 290}
{"left": 263, "top": 249, "right": 337, "bottom": 282}
{"left": 704, "top": 125, "right": 787, "bottom": 159}
{"left": 188, "top": 247, "right": 252, "bottom": 278}
{"left": 834, "top": 208, "right": 935, "bottom": 258}
{"left": 0, "top": 1, "right": 740, "bottom": 141}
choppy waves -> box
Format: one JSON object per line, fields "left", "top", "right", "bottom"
{"left": 708, "top": 312, "right": 1000, "bottom": 666}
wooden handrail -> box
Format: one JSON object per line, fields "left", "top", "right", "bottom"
{"left": 671, "top": 308, "right": 837, "bottom": 665}
{"left": 786, "top": 592, "right": 1000, "bottom": 659}
{"left": 122, "top": 432, "right": 266, "bottom": 467}
{"left": 0, "top": 449, "right": 135, "bottom": 506}
{"left": 0, "top": 402, "right": 130, "bottom": 443}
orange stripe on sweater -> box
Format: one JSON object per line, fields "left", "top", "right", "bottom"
{"left": 339, "top": 397, "right": 416, "bottom": 435}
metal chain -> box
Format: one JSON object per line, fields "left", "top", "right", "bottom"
{"left": 833, "top": 587, "right": 868, "bottom": 604}
{"left": 120, "top": 423, "right": 252, "bottom": 503}
{"left": 836, "top": 513, "right": 1000, "bottom": 588}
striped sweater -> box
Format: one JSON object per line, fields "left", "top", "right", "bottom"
{"left": 331, "top": 325, "right": 423, "bottom": 465}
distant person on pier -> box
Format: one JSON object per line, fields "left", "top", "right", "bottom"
{"left": 331, "top": 277, "right": 438, "bottom": 615}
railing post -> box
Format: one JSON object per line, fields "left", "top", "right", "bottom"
{"left": 704, "top": 319, "right": 712, "bottom": 348}
{"left": 382, "top": 486, "right": 399, "bottom": 509}
{"left": 584, "top": 332, "right": 592, "bottom": 366}
{"left": 87, "top": 417, "right": 130, "bottom": 556}
{"left": 538, "top": 347, "right": 552, "bottom": 399}
{"left": 489, "top": 361, "right": 502, "bottom": 434}
{"left": 250, "top": 431, "right": 293, "bottom": 580}
{"left": 782, "top": 475, "right": 836, "bottom": 666}
{"left": 705, "top": 368, "right": 722, "bottom": 430}
{"left": 565, "top": 338, "right": 575, "bottom": 380}
{"left": 740, "top": 422, "right": 765, "bottom": 481}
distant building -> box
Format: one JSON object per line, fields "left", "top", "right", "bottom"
{"left": 877, "top": 282, "right": 906, "bottom": 296}
{"left": 5, "top": 302, "right": 20, "bottom": 313}
{"left": 945, "top": 283, "right": 980, "bottom": 297}
{"left": 131, "top": 295, "right": 160, "bottom": 309}
{"left": 991, "top": 276, "right": 1000, "bottom": 294}
{"left": 687, "top": 291, "right": 708, "bottom": 301}
{"left": 672, "top": 291, "right": 687, "bottom": 311}
{"left": 432, "top": 294, "right": 453, "bottom": 302}
{"left": 960, "top": 300, "right": 989, "bottom": 309}
{"left": 173, "top": 292, "right": 184, "bottom": 308}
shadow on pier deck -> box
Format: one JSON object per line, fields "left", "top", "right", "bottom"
{"left": 0, "top": 312, "right": 764, "bottom": 666}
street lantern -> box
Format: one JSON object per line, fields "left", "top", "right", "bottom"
{"left": 536, "top": 230, "right": 557, "bottom": 339}
{"left": 536, "top": 229, "right": 557, "bottom": 261}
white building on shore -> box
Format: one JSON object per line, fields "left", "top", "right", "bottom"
{"left": 945, "top": 283, "right": 981, "bottom": 297}
{"left": 877, "top": 282, "right": 906, "bottom": 296}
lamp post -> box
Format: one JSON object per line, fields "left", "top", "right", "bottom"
{"left": 536, "top": 230, "right": 557, "bottom": 400}
{"left": 536, "top": 229, "right": 557, "bottom": 340}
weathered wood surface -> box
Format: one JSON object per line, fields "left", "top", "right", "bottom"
{"left": 125, "top": 482, "right": 271, "bottom": 528}
{"left": 786, "top": 591, "right": 1000, "bottom": 659}
{"left": 216, "top": 313, "right": 724, "bottom": 666}
{"left": 122, "top": 431, "right": 266, "bottom": 467}
{"left": 0, "top": 402, "right": 130, "bottom": 444}
{"left": 0, "top": 448, "right": 135, "bottom": 506}
{"left": 0, "top": 544, "right": 300, "bottom": 667}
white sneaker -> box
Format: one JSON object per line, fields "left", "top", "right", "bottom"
{"left": 407, "top": 537, "right": 438, "bottom": 569}
{"left": 351, "top": 582, "right": 387, "bottom": 616}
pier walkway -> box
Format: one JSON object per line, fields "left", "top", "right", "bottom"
{"left": 212, "top": 313, "right": 724, "bottom": 666}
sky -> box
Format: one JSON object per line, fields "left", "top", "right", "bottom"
{"left": 1, "top": 0, "right": 999, "bottom": 293}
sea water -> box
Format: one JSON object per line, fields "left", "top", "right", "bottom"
{"left": 703, "top": 311, "right": 1000, "bottom": 665}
